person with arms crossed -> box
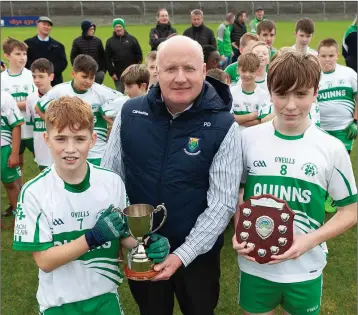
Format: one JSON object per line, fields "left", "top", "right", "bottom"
{"left": 13, "top": 96, "right": 169, "bottom": 315}
{"left": 25, "top": 16, "right": 67, "bottom": 86}
{"left": 26, "top": 58, "right": 54, "bottom": 171}
{"left": 36, "top": 54, "right": 124, "bottom": 166}
{"left": 149, "top": 9, "right": 177, "bottom": 51}
{"left": 230, "top": 53, "right": 270, "bottom": 129}
{"left": 233, "top": 48, "right": 357, "bottom": 315}
{"left": 101, "top": 35, "right": 242, "bottom": 315}
{"left": 1, "top": 91, "right": 23, "bottom": 218}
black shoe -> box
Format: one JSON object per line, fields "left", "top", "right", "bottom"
{"left": 2, "top": 205, "right": 14, "bottom": 217}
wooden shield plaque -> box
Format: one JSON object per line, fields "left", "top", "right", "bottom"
{"left": 236, "top": 194, "right": 295, "bottom": 264}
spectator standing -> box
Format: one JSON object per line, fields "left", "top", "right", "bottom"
{"left": 70, "top": 20, "right": 106, "bottom": 84}
{"left": 249, "top": 7, "right": 265, "bottom": 34}
{"left": 183, "top": 10, "right": 216, "bottom": 48}
{"left": 231, "top": 11, "right": 247, "bottom": 63}
{"left": 149, "top": 9, "right": 177, "bottom": 51}
{"left": 105, "top": 18, "right": 143, "bottom": 93}
{"left": 25, "top": 16, "right": 67, "bottom": 86}
{"left": 342, "top": 16, "right": 357, "bottom": 72}
{"left": 217, "top": 13, "right": 235, "bottom": 69}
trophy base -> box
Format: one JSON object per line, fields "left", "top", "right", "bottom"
{"left": 124, "top": 265, "right": 159, "bottom": 281}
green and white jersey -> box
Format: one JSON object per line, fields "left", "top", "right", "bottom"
{"left": 13, "top": 163, "right": 127, "bottom": 312}
{"left": 290, "top": 44, "right": 318, "bottom": 56}
{"left": 1, "top": 91, "right": 24, "bottom": 147}
{"left": 26, "top": 92, "right": 53, "bottom": 167}
{"left": 38, "top": 81, "right": 121, "bottom": 159}
{"left": 1, "top": 68, "right": 36, "bottom": 139}
{"left": 100, "top": 95, "right": 129, "bottom": 119}
{"left": 318, "top": 64, "right": 357, "bottom": 131}
{"left": 230, "top": 83, "right": 270, "bottom": 129}
{"left": 239, "top": 121, "right": 357, "bottom": 283}
{"left": 236, "top": 73, "right": 268, "bottom": 93}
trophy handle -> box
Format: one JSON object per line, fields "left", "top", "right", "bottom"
{"left": 151, "top": 204, "right": 167, "bottom": 234}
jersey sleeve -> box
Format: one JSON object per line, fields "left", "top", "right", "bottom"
{"left": 37, "top": 88, "right": 59, "bottom": 113}
{"left": 240, "top": 130, "right": 248, "bottom": 186}
{"left": 327, "top": 145, "right": 357, "bottom": 207}
{"left": 25, "top": 94, "right": 35, "bottom": 125}
{"left": 100, "top": 96, "right": 128, "bottom": 119}
{"left": 5, "top": 93, "right": 24, "bottom": 128}
{"left": 257, "top": 92, "right": 272, "bottom": 119}
{"left": 348, "top": 68, "right": 357, "bottom": 95}
{"left": 13, "top": 189, "right": 54, "bottom": 251}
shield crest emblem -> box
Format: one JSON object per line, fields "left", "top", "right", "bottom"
{"left": 184, "top": 137, "right": 201, "bottom": 155}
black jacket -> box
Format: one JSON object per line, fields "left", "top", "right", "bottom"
{"left": 183, "top": 24, "right": 217, "bottom": 48}
{"left": 231, "top": 20, "right": 247, "bottom": 45}
{"left": 105, "top": 31, "right": 143, "bottom": 77}
{"left": 24, "top": 35, "right": 67, "bottom": 86}
{"left": 149, "top": 23, "right": 177, "bottom": 51}
{"left": 70, "top": 36, "right": 106, "bottom": 72}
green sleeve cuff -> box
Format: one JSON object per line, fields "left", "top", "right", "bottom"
{"left": 13, "top": 241, "right": 54, "bottom": 252}
{"left": 9, "top": 119, "right": 24, "bottom": 128}
{"left": 99, "top": 107, "right": 105, "bottom": 115}
{"left": 335, "top": 194, "right": 357, "bottom": 207}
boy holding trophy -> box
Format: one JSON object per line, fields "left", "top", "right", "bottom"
{"left": 233, "top": 49, "right": 357, "bottom": 315}
{"left": 13, "top": 96, "right": 169, "bottom": 315}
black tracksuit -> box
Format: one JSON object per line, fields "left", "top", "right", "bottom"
{"left": 231, "top": 20, "right": 247, "bottom": 47}
{"left": 183, "top": 24, "right": 217, "bottom": 48}
{"left": 105, "top": 31, "right": 143, "bottom": 77}
{"left": 149, "top": 23, "right": 177, "bottom": 51}
{"left": 25, "top": 36, "right": 67, "bottom": 86}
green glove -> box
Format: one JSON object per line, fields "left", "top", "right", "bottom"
{"left": 85, "top": 205, "right": 127, "bottom": 249}
{"left": 145, "top": 233, "right": 170, "bottom": 263}
{"left": 345, "top": 121, "right": 357, "bottom": 140}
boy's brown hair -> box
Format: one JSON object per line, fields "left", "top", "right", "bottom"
{"left": 73, "top": 54, "right": 98, "bottom": 77}
{"left": 240, "top": 33, "right": 260, "bottom": 48}
{"left": 30, "top": 58, "right": 54, "bottom": 75}
{"left": 250, "top": 41, "right": 270, "bottom": 55}
{"left": 268, "top": 48, "right": 321, "bottom": 94}
{"left": 121, "top": 64, "right": 150, "bottom": 87}
{"left": 46, "top": 96, "right": 94, "bottom": 133}
{"left": 238, "top": 53, "right": 261, "bottom": 72}
{"left": 2, "top": 37, "right": 28, "bottom": 55}
{"left": 317, "top": 38, "right": 339, "bottom": 53}
{"left": 207, "top": 68, "right": 231, "bottom": 85}
{"left": 145, "top": 51, "right": 157, "bottom": 66}
{"left": 257, "top": 20, "right": 276, "bottom": 35}
{"left": 295, "top": 18, "right": 315, "bottom": 34}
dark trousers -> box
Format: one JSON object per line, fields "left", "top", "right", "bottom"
{"left": 95, "top": 70, "right": 105, "bottom": 84}
{"left": 128, "top": 248, "right": 221, "bottom": 315}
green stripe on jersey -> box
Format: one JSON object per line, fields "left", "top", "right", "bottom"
{"left": 318, "top": 87, "right": 355, "bottom": 103}
{"left": 19, "top": 168, "right": 52, "bottom": 202}
{"left": 244, "top": 175, "right": 327, "bottom": 225}
{"left": 334, "top": 167, "right": 353, "bottom": 196}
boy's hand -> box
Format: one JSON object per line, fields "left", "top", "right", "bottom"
{"left": 344, "top": 121, "right": 357, "bottom": 140}
{"left": 145, "top": 233, "right": 170, "bottom": 263}
{"left": 85, "top": 205, "right": 128, "bottom": 248}
{"left": 8, "top": 153, "right": 19, "bottom": 168}
{"left": 232, "top": 234, "right": 256, "bottom": 262}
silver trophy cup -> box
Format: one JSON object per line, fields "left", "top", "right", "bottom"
{"left": 120, "top": 203, "right": 167, "bottom": 280}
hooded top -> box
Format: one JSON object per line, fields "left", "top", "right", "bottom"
{"left": 120, "top": 79, "right": 234, "bottom": 251}
{"left": 81, "top": 20, "right": 96, "bottom": 37}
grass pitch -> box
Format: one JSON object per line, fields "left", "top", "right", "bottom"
{"left": 1, "top": 21, "right": 357, "bottom": 315}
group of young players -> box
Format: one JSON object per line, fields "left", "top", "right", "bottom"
{"left": 0, "top": 15, "right": 357, "bottom": 315}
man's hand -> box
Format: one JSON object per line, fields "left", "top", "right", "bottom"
{"left": 151, "top": 254, "right": 182, "bottom": 281}
{"left": 232, "top": 234, "right": 256, "bottom": 262}
{"left": 145, "top": 233, "right": 170, "bottom": 263}
{"left": 268, "top": 234, "right": 316, "bottom": 265}
{"left": 112, "top": 74, "right": 118, "bottom": 81}
{"left": 8, "top": 153, "right": 19, "bottom": 168}
{"left": 85, "top": 205, "right": 128, "bottom": 248}
{"left": 153, "top": 34, "right": 158, "bottom": 39}
{"left": 344, "top": 121, "right": 357, "bottom": 140}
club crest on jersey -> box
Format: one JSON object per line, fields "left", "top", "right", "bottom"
{"left": 301, "top": 162, "right": 318, "bottom": 177}
{"left": 184, "top": 137, "right": 201, "bottom": 156}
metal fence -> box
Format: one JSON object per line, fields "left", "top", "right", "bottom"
{"left": 2, "top": 1, "right": 357, "bottom": 25}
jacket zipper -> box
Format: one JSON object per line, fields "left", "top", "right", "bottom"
{"left": 158, "top": 118, "right": 173, "bottom": 203}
